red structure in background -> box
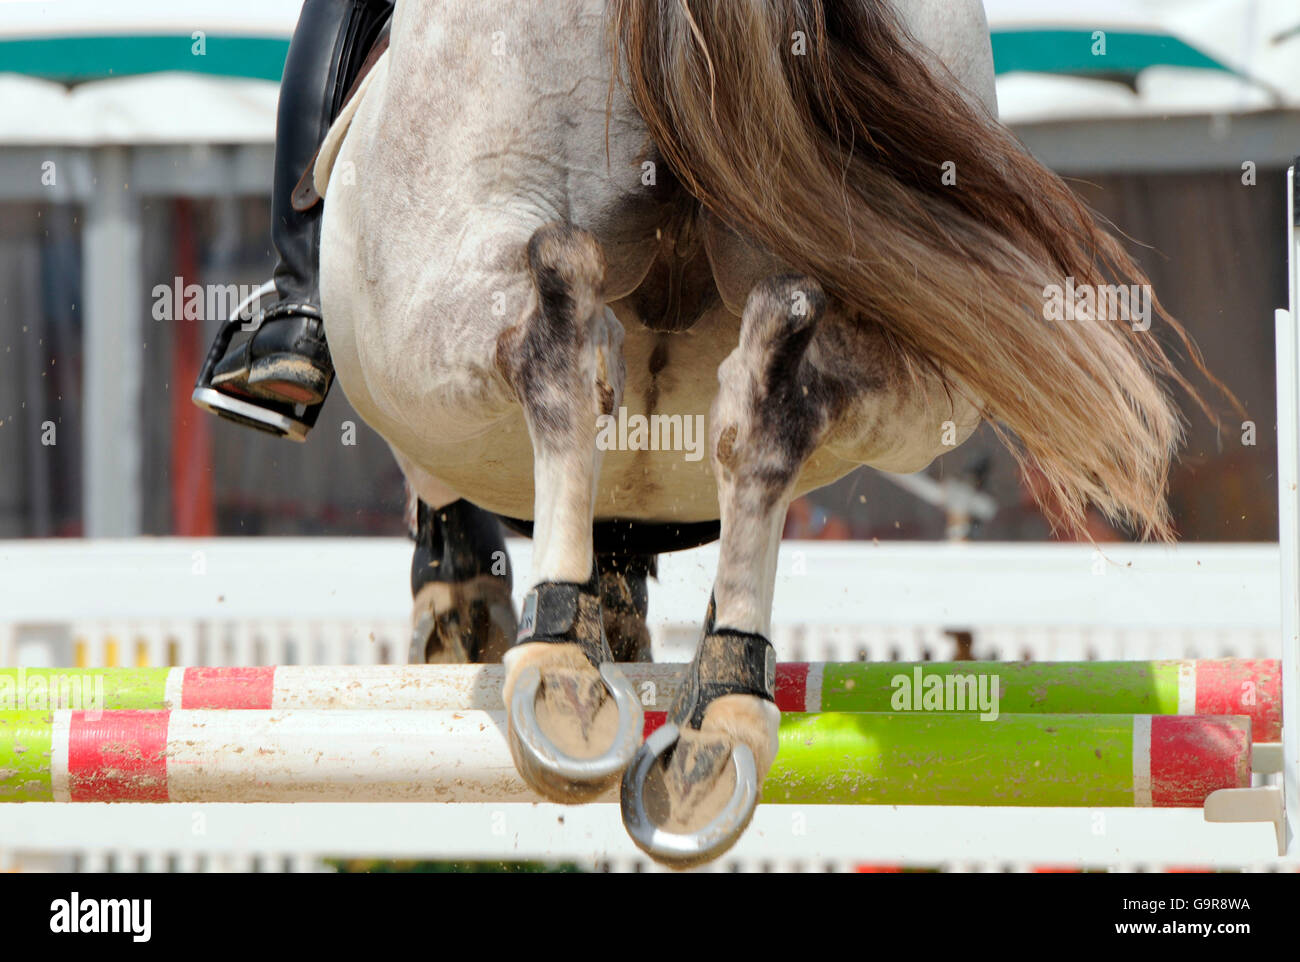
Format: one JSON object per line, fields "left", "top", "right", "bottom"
{"left": 169, "top": 198, "right": 215, "bottom": 536}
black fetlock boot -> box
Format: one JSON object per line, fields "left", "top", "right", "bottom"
{"left": 193, "top": 0, "right": 392, "bottom": 440}
{"left": 409, "top": 499, "right": 517, "bottom": 664}
{"left": 505, "top": 565, "right": 645, "bottom": 802}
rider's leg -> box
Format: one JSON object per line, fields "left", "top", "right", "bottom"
{"left": 204, "top": 0, "right": 392, "bottom": 426}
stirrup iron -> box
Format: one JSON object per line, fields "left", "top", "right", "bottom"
{"left": 192, "top": 280, "right": 323, "bottom": 441}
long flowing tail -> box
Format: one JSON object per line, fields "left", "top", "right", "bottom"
{"left": 609, "top": 0, "right": 1228, "bottom": 540}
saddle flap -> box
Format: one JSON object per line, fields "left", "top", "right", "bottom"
{"left": 299, "top": 47, "right": 389, "bottom": 209}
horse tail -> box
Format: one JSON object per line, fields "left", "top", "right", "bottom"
{"left": 609, "top": 0, "right": 1229, "bottom": 540}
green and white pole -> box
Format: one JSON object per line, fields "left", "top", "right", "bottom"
{"left": 0, "top": 660, "right": 1280, "bottom": 739}
{"left": 0, "top": 708, "right": 1250, "bottom": 806}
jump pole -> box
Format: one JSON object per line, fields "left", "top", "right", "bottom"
{"left": 0, "top": 660, "right": 1280, "bottom": 740}
{"left": 0, "top": 709, "right": 1250, "bottom": 807}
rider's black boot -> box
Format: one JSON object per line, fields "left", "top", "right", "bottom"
{"left": 193, "top": 0, "right": 391, "bottom": 440}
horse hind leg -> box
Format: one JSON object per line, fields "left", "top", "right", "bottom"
{"left": 499, "top": 222, "right": 643, "bottom": 802}
{"left": 623, "top": 274, "right": 845, "bottom": 866}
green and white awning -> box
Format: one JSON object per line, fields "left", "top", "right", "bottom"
{"left": 991, "top": 28, "right": 1231, "bottom": 79}
{"left": 0, "top": 0, "right": 298, "bottom": 82}
{"left": 984, "top": 0, "right": 1298, "bottom": 121}
{"left": 0, "top": 33, "right": 290, "bottom": 83}
{"left": 0, "top": 0, "right": 1295, "bottom": 143}
{"left": 987, "top": 0, "right": 1236, "bottom": 79}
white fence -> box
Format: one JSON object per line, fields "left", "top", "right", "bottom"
{"left": 0, "top": 537, "right": 1293, "bottom": 872}
{"left": 0, "top": 538, "right": 1283, "bottom": 666}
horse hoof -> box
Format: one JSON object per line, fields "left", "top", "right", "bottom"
{"left": 505, "top": 653, "right": 643, "bottom": 803}
{"left": 409, "top": 576, "right": 516, "bottom": 664}
{"left": 620, "top": 721, "right": 759, "bottom": 869}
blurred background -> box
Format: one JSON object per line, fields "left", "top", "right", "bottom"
{"left": 0, "top": 0, "right": 1297, "bottom": 543}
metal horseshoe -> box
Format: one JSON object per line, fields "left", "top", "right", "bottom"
{"left": 620, "top": 721, "right": 759, "bottom": 868}
{"left": 508, "top": 661, "right": 644, "bottom": 799}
